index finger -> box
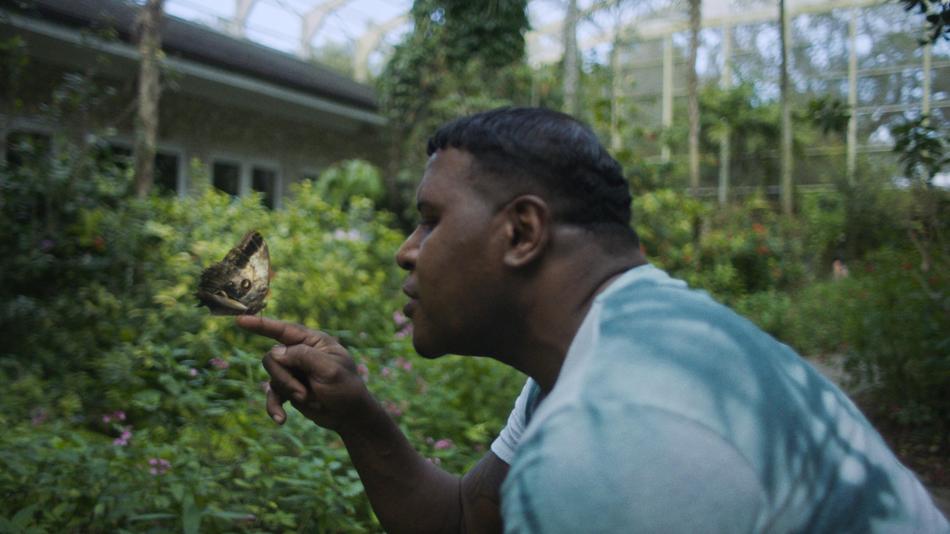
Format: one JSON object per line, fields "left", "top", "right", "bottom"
{"left": 236, "top": 316, "right": 317, "bottom": 346}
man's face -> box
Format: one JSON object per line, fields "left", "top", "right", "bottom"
{"left": 396, "top": 148, "right": 508, "bottom": 359}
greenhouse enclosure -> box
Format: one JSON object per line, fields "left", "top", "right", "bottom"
{"left": 1, "top": 0, "right": 948, "bottom": 531}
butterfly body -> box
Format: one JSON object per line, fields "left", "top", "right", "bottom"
{"left": 196, "top": 230, "right": 270, "bottom": 315}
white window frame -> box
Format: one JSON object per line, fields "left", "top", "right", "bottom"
{"left": 209, "top": 154, "right": 283, "bottom": 209}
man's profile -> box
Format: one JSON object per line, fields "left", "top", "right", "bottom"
{"left": 238, "top": 107, "right": 948, "bottom": 533}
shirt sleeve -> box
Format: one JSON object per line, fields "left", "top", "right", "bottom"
{"left": 501, "top": 403, "right": 767, "bottom": 533}
{"left": 490, "top": 378, "right": 536, "bottom": 465}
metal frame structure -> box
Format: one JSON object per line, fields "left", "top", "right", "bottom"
{"left": 183, "top": 0, "right": 946, "bottom": 197}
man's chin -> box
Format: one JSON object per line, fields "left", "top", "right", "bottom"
{"left": 411, "top": 336, "right": 449, "bottom": 360}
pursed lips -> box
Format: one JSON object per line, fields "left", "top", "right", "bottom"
{"left": 402, "top": 283, "right": 419, "bottom": 317}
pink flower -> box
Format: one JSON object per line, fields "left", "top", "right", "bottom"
{"left": 357, "top": 363, "right": 369, "bottom": 380}
{"left": 393, "top": 311, "right": 413, "bottom": 339}
{"left": 383, "top": 401, "right": 402, "bottom": 418}
{"left": 381, "top": 367, "right": 392, "bottom": 378}
{"left": 114, "top": 426, "right": 133, "bottom": 446}
{"left": 147, "top": 457, "right": 171, "bottom": 475}
{"left": 102, "top": 414, "right": 112, "bottom": 423}
{"left": 395, "top": 357, "right": 412, "bottom": 372}
{"left": 189, "top": 368, "right": 199, "bottom": 377}
{"left": 434, "top": 439, "right": 454, "bottom": 450}
{"left": 393, "top": 310, "right": 408, "bottom": 326}
{"left": 114, "top": 410, "right": 126, "bottom": 421}
{"left": 210, "top": 357, "right": 229, "bottom": 370}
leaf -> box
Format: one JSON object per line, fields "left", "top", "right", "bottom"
{"left": 205, "top": 510, "right": 254, "bottom": 521}
{"left": 128, "top": 513, "right": 177, "bottom": 522}
{"left": 11, "top": 503, "right": 40, "bottom": 528}
{"left": 181, "top": 492, "right": 201, "bottom": 534}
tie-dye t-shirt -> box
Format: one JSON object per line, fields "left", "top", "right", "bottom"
{"left": 493, "top": 265, "right": 948, "bottom": 533}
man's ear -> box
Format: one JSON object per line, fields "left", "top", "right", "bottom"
{"left": 502, "top": 195, "right": 550, "bottom": 268}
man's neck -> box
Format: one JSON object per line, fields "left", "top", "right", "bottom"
{"left": 498, "top": 234, "right": 646, "bottom": 393}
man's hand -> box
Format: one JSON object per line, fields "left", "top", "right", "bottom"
{"left": 236, "top": 316, "right": 374, "bottom": 432}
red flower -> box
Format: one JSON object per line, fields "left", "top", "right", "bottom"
{"left": 752, "top": 223, "right": 766, "bottom": 235}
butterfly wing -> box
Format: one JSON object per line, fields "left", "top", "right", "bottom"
{"left": 196, "top": 231, "right": 271, "bottom": 315}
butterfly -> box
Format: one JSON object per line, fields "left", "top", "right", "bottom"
{"left": 196, "top": 230, "right": 271, "bottom": 315}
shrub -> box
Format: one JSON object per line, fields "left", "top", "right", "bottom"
{"left": 0, "top": 160, "right": 523, "bottom": 531}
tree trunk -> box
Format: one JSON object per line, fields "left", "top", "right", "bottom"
{"left": 779, "top": 0, "right": 793, "bottom": 214}
{"left": 609, "top": 11, "right": 623, "bottom": 152}
{"left": 687, "top": 0, "right": 701, "bottom": 193}
{"left": 134, "top": 0, "right": 164, "bottom": 198}
{"left": 562, "top": 0, "right": 579, "bottom": 116}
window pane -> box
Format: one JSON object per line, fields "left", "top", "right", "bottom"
{"left": 213, "top": 161, "right": 240, "bottom": 197}
{"left": 155, "top": 152, "right": 179, "bottom": 196}
{"left": 252, "top": 167, "right": 277, "bottom": 209}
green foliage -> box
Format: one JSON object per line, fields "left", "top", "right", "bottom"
{"left": 899, "top": 0, "right": 950, "bottom": 43}
{"left": 636, "top": 190, "right": 809, "bottom": 303}
{"left": 0, "top": 155, "right": 523, "bottom": 531}
{"left": 800, "top": 95, "right": 851, "bottom": 136}
{"left": 312, "top": 159, "right": 385, "bottom": 208}
{"left": 891, "top": 115, "right": 949, "bottom": 186}
{"left": 377, "top": 0, "right": 531, "bottom": 221}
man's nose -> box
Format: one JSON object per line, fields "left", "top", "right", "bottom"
{"left": 395, "top": 230, "right": 418, "bottom": 271}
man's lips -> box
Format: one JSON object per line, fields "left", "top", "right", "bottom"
{"left": 403, "top": 298, "right": 418, "bottom": 318}
{"left": 402, "top": 283, "right": 418, "bottom": 317}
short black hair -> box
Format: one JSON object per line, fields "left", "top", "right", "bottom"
{"left": 427, "top": 107, "right": 638, "bottom": 247}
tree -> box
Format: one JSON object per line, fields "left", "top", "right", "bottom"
{"left": 899, "top": 0, "right": 950, "bottom": 43}
{"left": 686, "top": 0, "right": 701, "bottom": 193}
{"left": 133, "top": 0, "right": 164, "bottom": 198}
{"left": 563, "top": 0, "right": 580, "bottom": 116}
{"left": 378, "top": 0, "right": 530, "bottom": 222}
{"left": 779, "top": 0, "right": 793, "bottom": 214}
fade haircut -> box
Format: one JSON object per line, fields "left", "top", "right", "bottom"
{"left": 427, "top": 107, "right": 639, "bottom": 247}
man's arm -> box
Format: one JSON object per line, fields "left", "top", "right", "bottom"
{"left": 237, "top": 316, "right": 508, "bottom": 534}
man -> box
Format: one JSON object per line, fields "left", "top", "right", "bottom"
{"left": 238, "top": 107, "right": 948, "bottom": 533}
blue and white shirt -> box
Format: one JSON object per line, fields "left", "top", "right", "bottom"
{"left": 493, "top": 265, "right": 948, "bottom": 533}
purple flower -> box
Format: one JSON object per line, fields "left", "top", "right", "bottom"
{"left": 114, "top": 410, "right": 126, "bottom": 421}
{"left": 434, "top": 439, "right": 454, "bottom": 450}
{"left": 189, "top": 367, "right": 199, "bottom": 377}
{"left": 102, "top": 414, "right": 112, "bottom": 423}
{"left": 393, "top": 311, "right": 413, "bottom": 339}
{"left": 210, "top": 357, "right": 229, "bottom": 370}
{"left": 395, "top": 357, "right": 412, "bottom": 371}
{"left": 393, "top": 310, "right": 408, "bottom": 326}
{"left": 381, "top": 367, "right": 392, "bottom": 378}
{"left": 147, "top": 457, "right": 171, "bottom": 475}
{"left": 356, "top": 363, "right": 369, "bottom": 380}
{"left": 113, "top": 426, "right": 133, "bottom": 446}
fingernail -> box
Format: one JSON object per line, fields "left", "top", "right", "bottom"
{"left": 271, "top": 345, "right": 286, "bottom": 357}
{"left": 272, "top": 413, "right": 283, "bottom": 424}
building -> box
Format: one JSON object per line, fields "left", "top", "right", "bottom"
{"left": 0, "top": 0, "right": 386, "bottom": 208}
